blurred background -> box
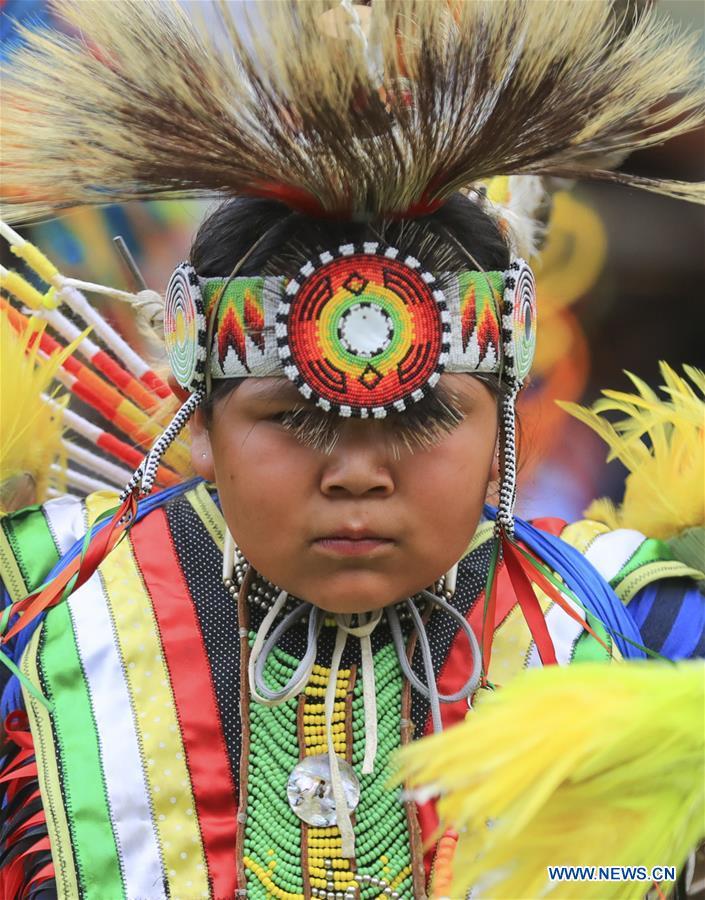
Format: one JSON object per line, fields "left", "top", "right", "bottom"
{"left": 1, "top": 0, "right": 703, "bottom": 522}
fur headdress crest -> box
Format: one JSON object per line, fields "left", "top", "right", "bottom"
{"left": 2, "top": 0, "right": 703, "bottom": 223}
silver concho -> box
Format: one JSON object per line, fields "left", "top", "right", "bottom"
{"left": 163, "top": 262, "right": 207, "bottom": 392}
{"left": 503, "top": 258, "right": 537, "bottom": 385}
{"left": 286, "top": 754, "right": 361, "bottom": 827}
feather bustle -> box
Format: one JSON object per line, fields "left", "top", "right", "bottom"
{"left": 0, "top": 310, "right": 81, "bottom": 512}
{"left": 397, "top": 661, "right": 705, "bottom": 899}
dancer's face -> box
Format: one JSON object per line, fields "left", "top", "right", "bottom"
{"left": 192, "top": 374, "right": 498, "bottom": 613}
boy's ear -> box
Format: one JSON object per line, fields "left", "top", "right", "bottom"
{"left": 189, "top": 406, "right": 216, "bottom": 481}
{"left": 167, "top": 375, "right": 215, "bottom": 481}
{"left": 485, "top": 442, "right": 501, "bottom": 504}
{"left": 167, "top": 375, "right": 215, "bottom": 480}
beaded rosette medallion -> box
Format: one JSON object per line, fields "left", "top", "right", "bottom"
{"left": 164, "top": 245, "right": 537, "bottom": 404}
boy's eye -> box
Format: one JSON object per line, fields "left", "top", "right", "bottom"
{"left": 266, "top": 407, "right": 341, "bottom": 452}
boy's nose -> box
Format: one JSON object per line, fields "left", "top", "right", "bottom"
{"left": 319, "top": 427, "right": 395, "bottom": 498}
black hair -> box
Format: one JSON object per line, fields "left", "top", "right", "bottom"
{"left": 191, "top": 192, "right": 509, "bottom": 280}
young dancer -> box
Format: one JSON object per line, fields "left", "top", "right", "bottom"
{"left": 1, "top": 2, "right": 703, "bottom": 897}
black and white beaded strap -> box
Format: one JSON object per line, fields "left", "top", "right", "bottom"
{"left": 496, "top": 382, "right": 520, "bottom": 536}
{"left": 119, "top": 390, "right": 204, "bottom": 500}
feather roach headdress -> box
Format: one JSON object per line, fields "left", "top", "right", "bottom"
{"left": 2, "top": 0, "right": 703, "bottom": 222}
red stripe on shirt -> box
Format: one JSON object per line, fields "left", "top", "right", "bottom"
{"left": 132, "top": 509, "right": 239, "bottom": 898}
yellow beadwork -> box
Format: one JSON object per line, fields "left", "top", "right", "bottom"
{"left": 389, "top": 865, "right": 413, "bottom": 890}
{"left": 243, "top": 856, "right": 304, "bottom": 900}
{"left": 304, "top": 685, "right": 347, "bottom": 699}
{"left": 304, "top": 663, "right": 358, "bottom": 892}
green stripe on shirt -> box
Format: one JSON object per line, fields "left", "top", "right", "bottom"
{"left": 40, "top": 601, "right": 125, "bottom": 898}
{"left": 0, "top": 524, "right": 29, "bottom": 601}
{"left": 2, "top": 505, "right": 59, "bottom": 591}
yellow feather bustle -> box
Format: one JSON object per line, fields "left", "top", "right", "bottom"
{"left": 0, "top": 308, "right": 84, "bottom": 512}
{"left": 397, "top": 661, "right": 705, "bottom": 899}
{"left": 558, "top": 363, "right": 705, "bottom": 542}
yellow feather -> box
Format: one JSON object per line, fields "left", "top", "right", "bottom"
{"left": 0, "top": 307, "right": 85, "bottom": 512}
{"left": 558, "top": 363, "right": 705, "bottom": 540}
{"left": 397, "top": 661, "right": 705, "bottom": 899}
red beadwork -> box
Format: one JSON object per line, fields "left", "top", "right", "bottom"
{"left": 279, "top": 248, "right": 447, "bottom": 414}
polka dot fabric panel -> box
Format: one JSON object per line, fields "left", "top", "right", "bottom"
{"left": 165, "top": 493, "right": 242, "bottom": 788}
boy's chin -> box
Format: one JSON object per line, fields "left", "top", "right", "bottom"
{"left": 300, "top": 573, "right": 435, "bottom": 615}
{"left": 312, "top": 596, "right": 397, "bottom": 615}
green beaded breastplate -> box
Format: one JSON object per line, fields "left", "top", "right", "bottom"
{"left": 239, "top": 634, "right": 417, "bottom": 899}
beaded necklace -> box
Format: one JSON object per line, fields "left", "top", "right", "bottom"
{"left": 236, "top": 569, "right": 425, "bottom": 899}
{"left": 224, "top": 511, "right": 483, "bottom": 899}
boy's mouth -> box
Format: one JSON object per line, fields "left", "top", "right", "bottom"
{"left": 312, "top": 528, "right": 395, "bottom": 558}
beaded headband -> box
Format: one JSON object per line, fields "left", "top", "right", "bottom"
{"left": 164, "top": 243, "right": 536, "bottom": 415}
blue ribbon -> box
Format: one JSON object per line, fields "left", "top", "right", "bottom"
{"left": 483, "top": 504, "right": 645, "bottom": 659}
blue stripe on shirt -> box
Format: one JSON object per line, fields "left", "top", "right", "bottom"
{"left": 627, "top": 578, "right": 705, "bottom": 659}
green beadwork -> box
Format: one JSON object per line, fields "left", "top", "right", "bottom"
{"left": 244, "top": 630, "right": 415, "bottom": 900}
{"left": 351, "top": 642, "right": 414, "bottom": 898}
{"left": 245, "top": 638, "right": 305, "bottom": 898}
